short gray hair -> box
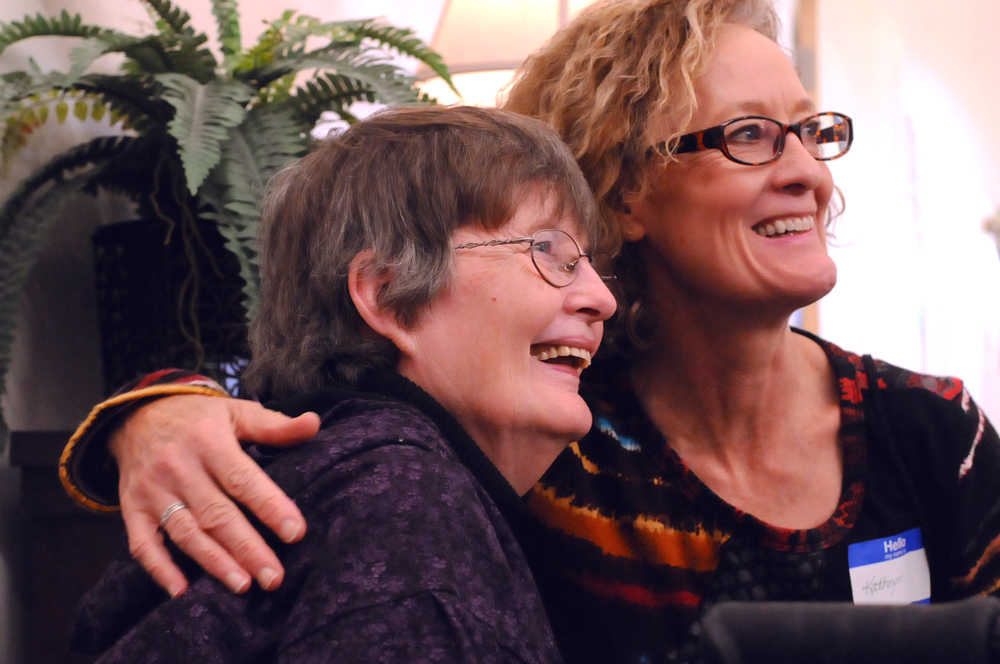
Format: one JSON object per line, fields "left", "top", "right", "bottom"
{"left": 243, "top": 105, "right": 603, "bottom": 400}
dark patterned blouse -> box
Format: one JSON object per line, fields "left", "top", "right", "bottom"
{"left": 525, "top": 330, "right": 1000, "bottom": 663}
{"left": 72, "top": 372, "right": 564, "bottom": 664}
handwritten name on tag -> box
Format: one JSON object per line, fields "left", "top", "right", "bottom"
{"left": 847, "top": 528, "right": 930, "bottom": 604}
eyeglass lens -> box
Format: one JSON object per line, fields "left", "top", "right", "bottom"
{"left": 724, "top": 112, "right": 851, "bottom": 164}
{"left": 530, "top": 229, "right": 583, "bottom": 287}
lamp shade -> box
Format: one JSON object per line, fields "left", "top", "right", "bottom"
{"left": 417, "top": 0, "right": 595, "bottom": 106}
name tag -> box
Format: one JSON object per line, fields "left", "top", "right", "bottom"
{"left": 847, "top": 528, "right": 930, "bottom": 604}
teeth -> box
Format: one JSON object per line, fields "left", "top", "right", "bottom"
{"left": 753, "top": 215, "right": 816, "bottom": 237}
{"left": 531, "top": 345, "right": 592, "bottom": 369}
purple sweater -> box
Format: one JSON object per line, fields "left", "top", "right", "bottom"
{"left": 72, "top": 373, "right": 563, "bottom": 663}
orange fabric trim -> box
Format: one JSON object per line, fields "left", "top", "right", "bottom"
{"left": 952, "top": 531, "right": 1000, "bottom": 590}
{"left": 59, "top": 384, "right": 229, "bottom": 512}
{"left": 527, "top": 485, "right": 727, "bottom": 571}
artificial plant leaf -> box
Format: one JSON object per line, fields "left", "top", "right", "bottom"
{"left": 292, "top": 73, "right": 374, "bottom": 125}
{"left": 346, "top": 20, "right": 458, "bottom": 95}
{"left": 0, "top": 135, "right": 136, "bottom": 239}
{"left": 141, "top": 0, "right": 217, "bottom": 81}
{"left": 261, "top": 46, "right": 422, "bottom": 109}
{"left": 211, "top": 0, "right": 242, "bottom": 60}
{"left": 156, "top": 73, "right": 252, "bottom": 196}
{"left": 75, "top": 73, "right": 172, "bottom": 132}
{"left": 200, "top": 105, "right": 308, "bottom": 317}
{"left": 142, "top": 0, "right": 195, "bottom": 38}
{"left": 73, "top": 99, "right": 88, "bottom": 121}
{"left": 0, "top": 10, "right": 129, "bottom": 57}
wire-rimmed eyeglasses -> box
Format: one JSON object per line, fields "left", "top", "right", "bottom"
{"left": 454, "top": 228, "right": 605, "bottom": 288}
{"left": 655, "top": 111, "right": 854, "bottom": 166}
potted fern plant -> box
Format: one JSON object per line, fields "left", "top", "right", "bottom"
{"left": 0, "top": 0, "right": 454, "bottom": 435}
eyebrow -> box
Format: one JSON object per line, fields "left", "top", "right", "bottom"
{"left": 724, "top": 99, "right": 818, "bottom": 120}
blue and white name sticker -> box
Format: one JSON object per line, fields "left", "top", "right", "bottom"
{"left": 847, "top": 528, "right": 930, "bottom": 604}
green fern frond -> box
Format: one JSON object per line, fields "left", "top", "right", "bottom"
{"left": 0, "top": 64, "right": 78, "bottom": 105}
{"left": 232, "top": 11, "right": 293, "bottom": 74}
{"left": 156, "top": 73, "right": 252, "bottom": 195}
{"left": 139, "top": 0, "right": 217, "bottom": 81}
{"left": 212, "top": 0, "right": 242, "bottom": 60}
{"left": 142, "top": 0, "right": 195, "bottom": 38}
{"left": 0, "top": 10, "right": 129, "bottom": 56}
{"left": 121, "top": 36, "right": 175, "bottom": 75}
{"left": 164, "top": 43, "right": 219, "bottom": 84}
{"left": 291, "top": 74, "right": 375, "bottom": 123}
{"left": 263, "top": 47, "right": 422, "bottom": 108}
{"left": 0, "top": 135, "right": 136, "bottom": 239}
{"left": 121, "top": 35, "right": 217, "bottom": 84}
{"left": 75, "top": 73, "right": 172, "bottom": 130}
{"left": 0, "top": 172, "right": 92, "bottom": 447}
{"left": 236, "top": 13, "right": 372, "bottom": 78}
{"left": 0, "top": 92, "right": 126, "bottom": 172}
{"left": 199, "top": 106, "right": 308, "bottom": 316}
{"left": 345, "top": 20, "right": 457, "bottom": 95}
{"left": 0, "top": 72, "right": 168, "bottom": 171}
{"left": 91, "top": 135, "right": 196, "bottom": 224}
{"left": 220, "top": 105, "right": 307, "bottom": 196}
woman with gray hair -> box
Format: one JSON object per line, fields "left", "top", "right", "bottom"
{"left": 71, "top": 104, "right": 616, "bottom": 662}
{"left": 64, "top": 0, "right": 1000, "bottom": 662}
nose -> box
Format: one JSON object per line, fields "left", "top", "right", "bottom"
{"left": 773, "top": 132, "right": 832, "bottom": 194}
{"left": 566, "top": 259, "right": 618, "bottom": 322}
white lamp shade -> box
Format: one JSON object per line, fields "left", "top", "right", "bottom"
{"left": 417, "top": 0, "right": 596, "bottom": 106}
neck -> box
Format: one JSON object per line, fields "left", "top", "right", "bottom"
{"left": 629, "top": 293, "right": 832, "bottom": 462}
{"left": 459, "top": 423, "right": 567, "bottom": 495}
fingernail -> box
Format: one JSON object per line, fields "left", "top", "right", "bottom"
{"left": 168, "top": 583, "right": 186, "bottom": 599}
{"left": 258, "top": 567, "right": 279, "bottom": 590}
{"left": 279, "top": 519, "right": 304, "bottom": 542}
{"left": 226, "top": 572, "right": 250, "bottom": 593}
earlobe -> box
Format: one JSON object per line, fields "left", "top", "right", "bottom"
{"left": 347, "top": 251, "right": 416, "bottom": 356}
{"left": 620, "top": 211, "right": 648, "bottom": 242}
{"left": 619, "top": 190, "right": 649, "bottom": 241}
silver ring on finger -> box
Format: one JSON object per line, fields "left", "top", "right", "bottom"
{"left": 159, "top": 501, "right": 189, "bottom": 528}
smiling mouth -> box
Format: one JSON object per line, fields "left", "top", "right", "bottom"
{"left": 752, "top": 215, "right": 815, "bottom": 238}
{"left": 531, "top": 344, "right": 592, "bottom": 370}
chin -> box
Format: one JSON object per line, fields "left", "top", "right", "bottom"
{"left": 769, "top": 257, "right": 838, "bottom": 309}
{"left": 539, "top": 396, "right": 593, "bottom": 443}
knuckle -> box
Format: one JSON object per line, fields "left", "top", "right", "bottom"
{"left": 166, "top": 514, "right": 200, "bottom": 546}
{"left": 229, "top": 536, "right": 263, "bottom": 564}
{"left": 147, "top": 455, "right": 187, "bottom": 485}
{"left": 251, "top": 493, "right": 286, "bottom": 522}
{"left": 197, "top": 500, "right": 238, "bottom": 533}
{"left": 222, "top": 465, "right": 257, "bottom": 495}
{"left": 128, "top": 537, "right": 158, "bottom": 564}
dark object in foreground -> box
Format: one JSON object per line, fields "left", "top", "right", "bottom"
{"left": 702, "top": 597, "right": 1000, "bottom": 664}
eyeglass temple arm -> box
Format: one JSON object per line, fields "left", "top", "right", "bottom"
{"left": 660, "top": 127, "right": 725, "bottom": 156}
{"left": 454, "top": 237, "right": 532, "bottom": 250}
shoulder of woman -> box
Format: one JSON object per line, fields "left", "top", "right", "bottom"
{"left": 258, "top": 394, "right": 452, "bottom": 492}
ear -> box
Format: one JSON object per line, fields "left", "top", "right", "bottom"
{"left": 348, "top": 250, "right": 417, "bottom": 357}
{"left": 618, "top": 202, "right": 648, "bottom": 242}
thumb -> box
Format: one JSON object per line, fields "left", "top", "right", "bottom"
{"left": 229, "top": 400, "right": 321, "bottom": 446}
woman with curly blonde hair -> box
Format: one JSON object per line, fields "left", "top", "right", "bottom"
{"left": 63, "top": 1, "right": 1000, "bottom": 662}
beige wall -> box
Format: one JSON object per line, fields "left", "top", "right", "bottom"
{"left": 817, "top": 0, "right": 1000, "bottom": 420}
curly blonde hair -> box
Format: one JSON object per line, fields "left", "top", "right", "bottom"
{"left": 503, "top": 0, "right": 779, "bottom": 256}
